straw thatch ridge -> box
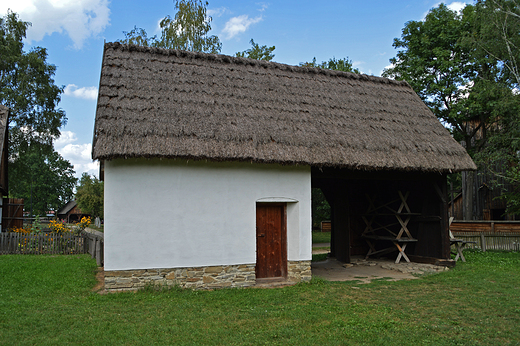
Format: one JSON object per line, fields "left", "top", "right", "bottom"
{"left": 92, "top": 42, "right": 476, "bottom": 173}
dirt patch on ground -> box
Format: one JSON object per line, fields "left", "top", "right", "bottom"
{"left": 92, "top": 267, "right": 106, "bottom": 293}
{"left": 312, "top": 256, "right": 450, "bottom": 284}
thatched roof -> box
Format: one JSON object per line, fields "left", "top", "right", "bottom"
{"left": 92, "top": 42, "right": 476, "bottom": 173}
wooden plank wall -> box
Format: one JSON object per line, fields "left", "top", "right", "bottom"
{"left": 320, "top": 221, "right": 331, "bottom": 232}
{"left": 451, "top": 221, "right": 520, "bottom": 233}
{"left": 2, "top": 198, "right": 24, "bottom": 230}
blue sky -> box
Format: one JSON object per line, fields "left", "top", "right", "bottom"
{"left": 0, "top": 0, "right": 470, "bottom": 178}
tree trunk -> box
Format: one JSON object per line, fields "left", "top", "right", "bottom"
{"left": 462, "top": 170, "right": 475, "bottom": 220}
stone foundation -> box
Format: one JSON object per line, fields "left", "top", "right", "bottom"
{"left": 288, "top": 260, "right": 312, "bottom": 282}
{"left": 104, "top": 260, "right": 312, "bottom": 292}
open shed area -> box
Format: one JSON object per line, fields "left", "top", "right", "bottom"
{"left": 314, "top": 170, "right": 451, "bottom": 264}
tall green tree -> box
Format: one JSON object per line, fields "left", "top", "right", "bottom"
{"left": 468, "top": 0, "right": 520, "bottom": 215}
{"left": 9, "top": 144, "right": 76, "bottom": 216}
{"left": 384, "top": 2, "right": 520, "bottom": 218}
{"left": 1, "top": 11, "right": 66, "bottom": 150}
{"left": 118, "top": 0, "right": 221, "bottom": 53}
{"left": 383, "top": 4, "right": 475, "bottom": 147}
{"left": 75, "top": 173, "right": 103, "bottom": 219}
{"left": 235, "top": 39, "right": 275, "bottom": 61}
{"left": 470, "top": 0, "right": 520, "bottom": 87}
{"left": 1, "top": 11, "right": 76, "bottom": 214}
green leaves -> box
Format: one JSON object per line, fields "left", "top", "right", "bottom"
{"left": 384, "top": 4, "right": 471, "bottom": 127}
{"left": 9, "top": 144, "right": 77, "bottom": 216}
{"left": 300, "top": 57, "right": 360, "bottom": 74}
{"left": 75, "top": 173, "right": 104, "bottom": 218}
{"left": 1, "top": 11, "right": 66, "bottom": 147}
{"left": 385, "top": 1, "right": 520, "bottom": 217}
{"left": 1, "top": 10, "right": 73, "bottom": 215}
{"left": 235, "top": 39, "right": 275, "bottom": 61}
{"left": 118, "top": 0, "right": 222, "bottom": 54}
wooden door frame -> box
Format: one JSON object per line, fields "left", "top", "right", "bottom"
{"left": 255, "top": 202, "right": 288, "bottom": 280}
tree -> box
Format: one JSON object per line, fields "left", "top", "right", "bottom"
{"left": 468, "top": 0, "right": 520, "bottom": 215}
{"left": 235, "top": 39, "right": 275, "bottom": 61}
{"left": 1, "top": 11, "right": 76, "bottom": 214}
{"left": 383, "top": 2, "right": 520, "bottom": 218}
{"left": 470, "top": 0, "right": 520, "bottom": 87}
{"left": 118, "top": 0, "right": 221, "bottom": 53}
{"left": 312, "top": 188, "right": 330, "bottom": 229}
{"left": 383, "top": 5, "right": 476, "bottom": 146}
{"left": 1, "top": 11, "right": 66, "bottom": 149}
{"left": 75, "top": 173, "right": 104, "bottom": 219}
{"left": 9, "top": 144, "right": 76, "bottom": 216}
{"left": 300, "top": 57, "right": 361, "bottom": 74}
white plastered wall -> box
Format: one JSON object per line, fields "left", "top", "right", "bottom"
{"left": 104, "top": 158, "right": 311, "bottom": 271}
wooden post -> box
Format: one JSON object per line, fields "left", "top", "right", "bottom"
{"left": 91, "top": 237, "right": 96, "bottom": 259}
{"left": 95, "top": 238, "right": 102, "bottom": 266}
{"left": 480, "top": 233, "right": 486, "bottom": 252}
{"left": 83, "top": 233, "right": 89, "bottom": 254}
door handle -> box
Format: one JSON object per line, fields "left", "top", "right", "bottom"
{"left": 258, "top": 234, "right": 265, "bottom": 237}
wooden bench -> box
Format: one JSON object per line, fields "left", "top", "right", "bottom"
{"left": 449, "top": 230, "right": 476, "bottom": 262}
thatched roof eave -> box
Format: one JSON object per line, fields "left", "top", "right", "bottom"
{"left": 92, "top": 42, "right": 477, "bottom": 173}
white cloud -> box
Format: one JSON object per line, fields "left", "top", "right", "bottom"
{"left": 422, "top": 1, "right": 470, "bottom": 19}
{"left": 380, "top": 63, "right": 395, "bottom": 77}
{"left": 63, "top": 84, "right": 98, "bottom": 100}
{"left": 222, "top": 14, "right": 262, "bottom": 39}
{"left": 257, "top": 3, "right": 269, "bottom": 12}
{"left": 54, "top": 130, "right": 77, "bottom": 147}
{"left": 352, "top": 61, "right": 364, "bottom": 68}
{"left": 446, "top": 2, "right": 468, "bottom": 14}
{"left": 207, "top": 7, "right": 227, "bottom": 18}
{"left": 55, "top": 130, "right": 98, "bottom": 178}
{"left": 1, "top": 0, "right": 110, "bottom": 49}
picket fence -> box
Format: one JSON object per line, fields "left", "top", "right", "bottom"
{"left": 452, "top": 231, "right": 520, "bottom": 252}
{"left": 0, "top": 230, "right": 104, "bottom": 266}
{"left": 451, "top": 221, "right": 520, "bottom": 252}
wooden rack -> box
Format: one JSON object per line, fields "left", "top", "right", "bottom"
{"left": 361, "top": 191, "right": 418, "bottom": 263}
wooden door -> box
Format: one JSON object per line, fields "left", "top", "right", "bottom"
{"left": 256, "top": 203, "right": 287, "bottom": 279}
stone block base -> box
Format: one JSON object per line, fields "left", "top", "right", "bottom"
{"left": 288, "top": 260, "right": 312, "bottom": 282}
{"left": 105, "top": 260, "right": 312, "bottom": 292}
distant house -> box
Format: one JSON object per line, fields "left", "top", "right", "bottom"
{"left": 453, "top": 120, "right": 518, "bottom": 221}
{"left": 93, "top": 43, "right": 476, "bottom": 291}
{"left": 452, "top": 170, "right": 518, "bottom": 221}
{"left": 57, "top": 200, "right": 89, "bottom": 223}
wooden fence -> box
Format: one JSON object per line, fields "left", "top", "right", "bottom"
{"left": 451, "top": 221, "right": 520, "bottom": 252}
{"left": 0, "top": 232, "right": 86, "bottom": 255}
{"left": 83, "top": 230, "right": 104, "bottom": 266}
{"left": 0, "top": 230, "right": 104, "bottom": 266}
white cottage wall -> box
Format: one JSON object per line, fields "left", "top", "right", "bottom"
{"left": 104, "top": 158, "right": 312, "bottom": 271}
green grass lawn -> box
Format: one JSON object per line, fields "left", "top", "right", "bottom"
{"left": 312, "top": 231, "right": 331, "bottom": 244}
{"left": 1, "top": 251, "right": 519, "bottom": 345}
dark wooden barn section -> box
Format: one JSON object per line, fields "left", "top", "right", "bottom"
{"left": 313, "top": 169, "right": 451, "bottom": 263}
